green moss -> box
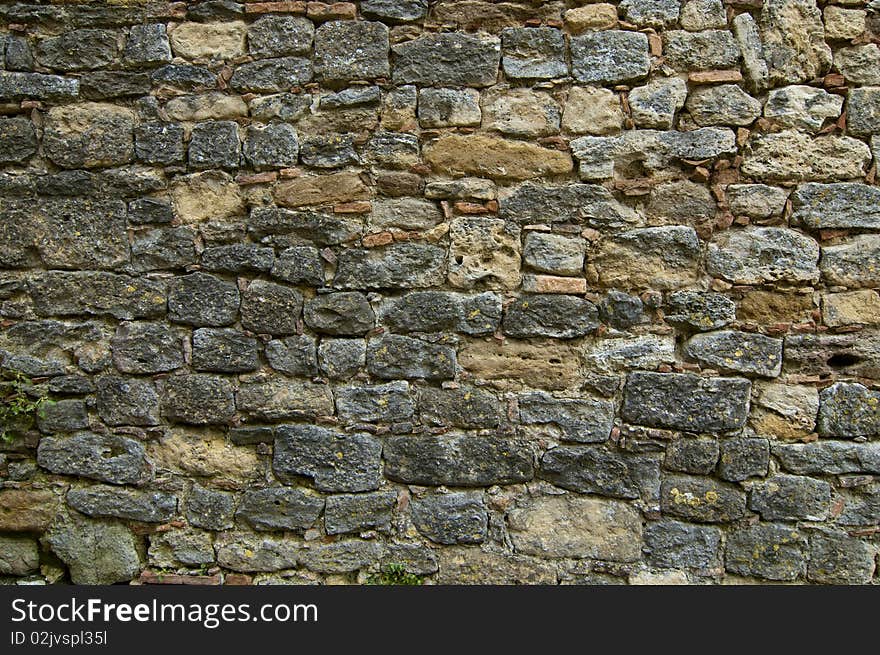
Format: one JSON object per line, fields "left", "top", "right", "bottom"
{"left": 365, "top": 563, "right": 423, "bottom": 586}
{"left": 0, "top": 369, "right": 52, "bottom": 443}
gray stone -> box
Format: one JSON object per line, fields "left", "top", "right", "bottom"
{"left": 36, "top": 29, "right": 117, "bottom": 71}
{"left": 621, "top": 0, "right": 680, "bottom": 27}
{"left": 152, "top": 65, "right": 216, "bottom": 91}
{"left": 594, "top": 225, "right": 702, "bottom": 291}
{"left": 169, "top": 273, "right": 240, "bottom": 327}
{"left": 837, "top": 483, "right": 880, "bottom": 527}
{"left": 298, "top": 541, "right": 383, "bottom": 574}
{"left": 380, "top": 291, "right": 459, "bottom": 333}
{"left": 230, "top": 57, "right": 312, "bottom": 92}
{"left": 274, "top": 424, "right": 382, "bottom": 493}
{"left": 299, "top": 133, "right": 359, "bottom": 169}
{"left": 201, "top": 244, "right": 275, "bottom": 274}
{"left": 366, "top": 335, "right": 456, "bottom": 381}
{"left": 250, "top": 93, "right": 312, "bottom": 122}
{"left": 628, "top": 78, "right": 688, "bottom": 129}
{"left": 765, "top": 85, "right": 843, "bottom": 132}
{"left": 130, "top": 227, "right": 197, "bottom": 272}
{"left": 37, "top": 399, "right": 89, "bottom": 433}
{"left": 417, "top": 88, "right": 481, "bottom": 128}
{"left": 585, "top": 334, "right": 675, "bottom": 373}
{"left": 418, "top": 386, "right": 499, "bottom": 429}
{"left": 519, "top": 391, "right": 614, "bottom": 443}
{"left": 228, "top": 426, "right": 275, "bottom": 446}
{"left": 820, "top": 236, "right": 880, "bottom": 288}
{"left": 237, "top": 488, "right": 324, "bottom": 532}
{"left": 685, "top": 330, "right": 783, "bottom": 378}
{"left": 412, "top": 492, "right": 488, "bottom": 545}
{"left": 125, "top": 23, "right": 171, "bottom": 66}
{"left": 647, "top": 179, "right": 716, "bottom": 225}
{"left": 161, "top": 374, "right": 235, "bottom": 425}
{"left": 425, "top": 177, "right": 497, "bottom": 201}
{"left": 315, "top": 21, "right": 389, "bottom": 82}
{"left": 0, "top": 71, "right": 79, "bottom": 102}
{"left": 438, "top": 548, "right": 555, "bottom": 585}
{"left": 664, "top": 438, "right": 720, "bottom": 475}
{"left": 500, "top": 27, "right": 567, "bottom": 80}
{"left": 186, "top": 484, "right": 234, "bottom": 530}
{"left": 192, "top": 328, "right": 259, "bottom": 373}
{"left": 733, "top": 12, "right": 768, "bottom": 93}
{"left": 848, "top": 87, "right": 880, "bottom": 138}
{"left": 791, "top": 183, "right": 880, "bottom": 229}
{"left": 523, "top": 233, "right": 585, "bottom": 276}
{"left": 0, "top": 117, "right": 37, "bottom": 164}
{"left": 4, "top": 36, "right": 33, "bottom": 72}
{"left": 772, "top": 441, "right": 880, "bottom": 475}
{"left": 45, "top": 515, "right": 140, "bottom": 585}
{"left": 336, "top": 381, "right": 413, "bottom": 423}
{"left": 503, "top": 294, "right": 600, "bottom": 339}
{"left": 271, "top": 246, "right": 324, "bottom": 286}
{"left": 834, "top": 45, "right": 880, "bottom": 86}
{"left": 237, "top": 380, "right": 333, "bottom": 420}
{"left": 664, "top": 291, "right": 737, "bottom": 331}
{"left": 148, "top": 529, "right": 214, "bottom": 568}
{"left": 681, "top": 0, "right": 727, "bottom": 31}
{"left": 325, "top": 491, "right": 396, "bottom": 535}
{"left": 598, "top": 291, "right": 645, "bottom": 330}
{"left": 726, "top": 184, "right": 789, "bottom": 219}
{"left": 265, "top": 335, "right": 317, "bottom": 377}
{"left": 707, "top": 227, "right": 819, "bottom": 285}
{"left": 334, "top": 244, "right": 446, "bottom": 290}
{"left": 110, "top": 322, "right": 182, "bottom": 374}
{"left": 660, "top": 474, "right": 747, "bottom": 523}
{"left": 623, "top": 373, "right": 751, "bottom": 433}
{"left": 0, "top": 535, "right": 39, "bottom": 575}
{"left": 81, "top": 71, "right": 151, "bottom": 100}
{"left": 43, "top": 104, "right": 134, "bottom": 169}
{"left": 366, "top": 132, "right": 420, "bottom": 169}
{"left": 644, "top": 521, "right": 722, "bottom": 569}
{"left": 321, "top": 86, "right": 381, "bottom": 109}
{"left": 686, "top": 84, "right": 762, "bottom": 126}
{"left": 571, "top": 31, "right": 650, "bottom": 84}
{"left": 67, "top": 485, "right": 177, "bottom": 523}
{"left": 37, "top": 432, "right": 151, "bottom": 485}
{"left": 318, "top": 339, "right": 366, "bottom": 380}
{"left": 96, "top": 376, "right": 160, "bottom": 427}
{"left": 128, "top": 198, "right": 174, "bottom": 225}
{"left": 189, "top": 121, "right": 239, "bottom": 170}
{"left": 370, "top": 198, "right": 443, "bottom": 231}
{"left": 247, "top": 16, "right": 313, "bottom": 57}
{"left": 304, "top": 293, "right": 375, "bottom": 336}
{"left": 749, "top": 474, "right": 831, "bottom": 521}
{"left": 807, "top": 529, "right": 875, "bottom": 585}
{"left": 718, "top": 436, "right": 769, "bottom": 482}
{"left": 540, "top": 446, "right": 660, "bottom": 500}
{"left": 135, "top": 123, "right": 186, "bottom": 166}
{"left": 726, "top": 523, "right": 806, "bottom": 581}
{"left": 243, "top": 123, "right": 299, "bottom": 170}
{"left": 760, "top": 0, "right": 832, "bottom": 87}
{"left": 392, "top": 33, "right": 500, "bottom": 87}
{"left": 361, "top": 0, "right": 427, "bottom": 21}
{"left": 818, "top": 382, "right": 880, "bottom": 438}
{"left": 215, "top": 533, "right": 298, "bottom": 572}
{"left": 384, "top": 434, "right": 534, "bottom": 486}
{"left": 499, "top": 183, "right": 639, "bottom": 228}
{"left": 663, "top": 30, "right": 740, "bottom": 71}
{"left": 240, "top": 280, "right": 302, "bottom": 335}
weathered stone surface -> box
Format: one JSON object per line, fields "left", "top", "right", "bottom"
{"left": 594, "top": 226, "right": 702, "bottom": 291}
{"left": 686, "top": 84, "right": 762, "bottom": 127}
{"left": 424, "top": 134, "right": 573, "bottom": 181}
{"left": 336, "top": 381, "right": 413, "bottom": 423}
{"left": 417, "top": 88, "right": 481, "bottom": 128}
{"left": 727, "top": 523, "right": 807, "bottom": 581}
{"left": 335, "top": 244, "right": 446, "bottom": 290}
{"left": 304, "top": 293, "right": 375, "bottom": 336}
{"left": 201, "top": 244, "right": 275, "bottom": 274}
{"left": 237, "top": 488, "right": 324, "bottom": 532}
{"left": 437, "top": 547, "right": 556, "bottom": 585}
{"left": 384, "top": 434, "right": 534, "bottom": 486}
{"left": 44, "top": 103, "right": 134, "bottom": 169}
{"left": 275, "top": 171, "right": 371, "bottom": 208}
{"left": 111, "top": 322, "right": 183, "bottom": 375}
{"left": 318, "top": 339, "right": 366, "bottom": 380}
{"left": 520, "top": 391, "right": 614, "bottom": 443}
{"left": 243, "top": 123, "right": 299, "bottom": 170}
{"left": 215, "top": 533, "right": 298, "bottom": 572}
{"left": 807, "top": 529, "right": 875, "bottom": 585}
{"left": 366, "top": 335, "right": 455, "bottom": 381}
{"left": 623, "top": 372, "right": 751, "bottom": 433}
{"left": 760, "top": 0, "right": 832, "bottom": 87}
{"left": 274, "top": 425, "right": 382, "bottom": 492}
{"left": 817, "top": 382, "right": 880, "bottom": 438}
{"left": 837, "top": 483, "right": 880, "bottom": 527}
{"left": 459, "top": 338, "right": 580, "bottom": 390}
{"left": 237, "top": 380, "right": 333, "bottom": 420}
{"left": 412, "top": 492, "right": 488, "bottom": 545}
{"left": 499, "top": 183, "right": 639, "bottom": 227}
{"left": 298, "top": 541, "right": 384, "bottom": 574}
{"left": 685, "top": 331, "right": 783, "bottom": 377}
{"left": 362, "top": 0, "right": 428, "bottom": 22}
{"left": 186, "top": 485, "right": 234, "bottom": 530}
{"left": 36, "top": 29, "right": 117, "bottom": 71}
{"left": 169, "top": 21, "right": 247, "bottom": 60}
{"left": 315, "top": 21, "right": 388, "bottom": 82}
{"left": 660, "top": 474, "right": 747, "bottom": 523}
{"left": 0, "top": 489, "right": 60, "bottom": 533}
{"left": 168, "top": 273, "right": 240, "bottom": 327}
{"left": 664, "top": 438, "right": 720, "bottom": 475}
{"left": 707, "top": 227, "right": 819, "bottom": 285}
{"left": 820, "top": 236, "right": 880, "bottom": 288}
{"left": 240, "top": 280, "right": 301, "bottom": 335}
{"left": 300, "top": 134, "right": 359, "bottom": 169}
{"left": 448, "top": 217, "right": 522, "bottom": 290}
{"left": 265, "top": 335, "right": 317, "bottom": 377}
{"left": 46, "top": 515, "right": 140, "bottom": 585}
{"left": 37, "top": 432, "right": 151, "bottom": 485}
{"left": 726, "top": 184, "right": 789, "bottom": 219}
{"left": 664, "top": 291, "right": 736, "bottom": 331}
{"left": 125, "top": 23, "right": 171, "bottom": 66}
{"left": 718, "top": 436, "right": 770, "bottom": 482}
{"left": 765, "top": 85, "right": 843, "bottom": 132}
{"left": 508, "top": 494, "right": 642, "bottom": 561}
{"left": 393, "top": 33, "right": 500, "bottom": 87}
{"left": 500, "top": 27, "right": 567, "bottom": 80}
{"left": 541, "top": 446, "right": 659, "bottom": 500}
{"left": 644, "top": 520, "right": 721, "bottom": 569}
{"left": 247, "top": 15, "right": 313, "bottom": 57}
{"left": 271, "top": 246, "right": 324, "bottom": 286}
{"left": 96, "top": 375, "right": 160, "bottom": 427}
{"left": 171, "top": 171, "right": 245, "bottom": 223}
{"left": 571, "top": 30, "right": 650, "bottom": 84}
{"left": 162, "top": 375, "right": 235, "bottom": 425}
{"left": 67, "top": 485, "right": 176, "bottom": 523}
{"left": 847, "top": 87, "right": 880, "bottom": 138}
{"left": 130, "top": 226, "right": 197, "bottom": 272}
{"left": 325, "top": 491, "right": 397, "bottom": 535}
{"left": 749, "top": 475, "right": 831, "bottom": 521}
{"left": 791, "top": 183, "right": 880, "bottom": 229}
{"left": 503, "top": 295, "right": 599, "bottom": 339}
{"left": 148, "top": 529, "right": 214, "bottom": 568}
{"left": 0, "top": 117, "right": 37, "bottom": 164}
{"left": 628, "top": 78, "right": 688, "bottom": 130}
{"left": 370, "top": 198, "right": 443, "bottom": 231}
{"left": 523, "top": 233, "right": 585, "bottom": 276}
{"left": 742, "top": 131, "right": 871, "bottom": 182}
{"left": 823, "top": 291, "right": 880, "bottom": 328}
{"left": 0, "top": 535, "right": 39, "bottom": 575}
{"left": 562, "top": 86, "right": 623, "bottom": 135}
{"left": 483, "top": 88, "right": 560, "bottom": 138}
{"left": 0, "top": 71, "right": 79, "bottom": 102}
{"left": 663, "top": 30, "right": 740, "bottom": 71}
{"left": 37, "top": 398, "right": 88, "bottom": 433}
{"left": 585, "top": 334, "right": 675, "bottom": 373}
{"left": 192, "top": 328, "right": 259, "bottom": 373}
{"left": 189, "top": 121, "right": 240, "bottom": 170}
{"left": 418, "top": 386, "right": 499, "bottom": 429}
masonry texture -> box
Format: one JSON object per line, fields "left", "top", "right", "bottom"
{"left": 0, "top": 0, "right": 879, "bottom": 586}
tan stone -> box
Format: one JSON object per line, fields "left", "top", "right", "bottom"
{"left": 437, "top": 547, "right": 557, "bottom": 584}
{"left": 522, "top": 275, "right": 588, "bottom": 294}
{"left": 751, "top": 382, "right": 819, "bottom": 440}
{"left": 165, "top": 93, "right": 248, "bottom": 121}
{"left": 593, "top": 228, "right": 702, "bottom": 291}
{"left": 822, "top": 290, "right": 880, "bottom": 327}
{"left": 483, "top": 88, "right": 561, "bottom": 138}
{"left": 824, "top": 6, "right": 866, "bottom": 40}
{"left": 0, "top": 488, "right": 60, "bottom": 532}
{"left": 448, "top": 217, "right": 521, "bottom": 290}
{"left": 169, "top": 21, "right": 247, "bottom": 60}
{"left": 562, "top": 86, "right": 623, "bottom": 136}
{"left": 459, "top": 338, "right": 581, "bottom": 390}
{"left": 148, "top": 429, "right": 260, "bottom": 488}
{"left": 171, "top": 171, "right": 246, "bottom": 223}
{"left": 423, "top": 135, "right": 573, "bottom": 182}
{"left": 742, "top": 131, "right": 871, "bottom": 182}
{"left": 45, "top": 103, "right": 135, "bottom": 167}
{"left": 275, "top": 171, "right": 371, "bottom": 208}
{"left": 564, "top": 4, "right": 618, "bottom": 32}
{"left": 508, "top": 494, "right": 643, "bottom": 562}
{"left": 630, "top": 570, "right": 690, "bottom": 585}
{"left": 737, "top": 290, "right": 813, "bottom": 323}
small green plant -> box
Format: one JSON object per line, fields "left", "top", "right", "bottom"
{"left": 366, "top": 563, "right": 424, "bottom": 586}
{"left": 0, "top": 370, "right": 51, "bottom": 443}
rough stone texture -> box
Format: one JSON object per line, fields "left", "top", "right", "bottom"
{"left": 500, "top": 28, "right": 567, "bottom": 80}
{"left": 571, "top": 31, "right": 650, "bottom": 85}
{"left": 393, "top": 33, "right": 500, "bottom": 87}
{"left": 791, "top": 183, "right": 880, "bottom": 229}
{"left": 707, "top": 228, "right": 820, "bottom": 285}
{"left": 424, "top": 134, "right": 573, "bottom": 181}
{"left": 67, "top": 486, "right": 177, "bottom": 523}
{"left": 660, "top": 474, "right": 747, "bottom": 523}
{"left": 412, "top": 492, "right": 488, "bottom": 545}
{"left": 644, "top": 521, "right": 721, "bottom": 569}
{"left": 742, "top": 131, "right": 871, "bottom": 182}
{"left": 749, "top": 475, "right": 831, "bottom": 521}
{"left": 817, "top": 383, "right": 880, "bottom": 438}
{"left": 765, "top": 86, "right": 843, "bottom": 132}
{"left": 237, "top": 488, "right": 324, "bottom": 532}
{"left": 45, "top": 515, "right": 140, "bottom": 585}
{"left": 37, "top": 433, "right": 151, "bottom": 485}
{"left": 726, "top": 523, "right": 807, "bottom": 581}
{"left": 760, "top": 0, "right": 832, "bottom": 87}
{"left": 685, "top": 331, "right": 783, "bottom": 377}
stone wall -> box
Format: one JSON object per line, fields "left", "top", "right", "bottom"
{"left": 0, "top": 0, "right": 878, "bottom": 585}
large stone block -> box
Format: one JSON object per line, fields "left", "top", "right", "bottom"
{"left": 424, "top": 134, "right": 572, "bottom": 181}
{"left": 315, "top": 21, "right": 389, "bottom": 82}
{"left": 392, "top": 33, "right": 500, "bottom": 87}
{"left": 570, "top": 31, "right": 650, "bottom": 84}
{"left": 43, "top": 103, "right": 134, "bottom": 169}
{"left": 37, "top": 432, "right": 151, "bottom": 485}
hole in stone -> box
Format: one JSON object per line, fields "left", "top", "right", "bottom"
{"left": 455, "top": 256, "right": 464, "bottom": 265}
{"left": 827, "top": 353, "right": 861, "bottom": 368}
